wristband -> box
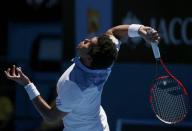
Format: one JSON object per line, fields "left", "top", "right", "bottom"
{"left": 24, "top": 83, "right": 40, "bottom": 100}
{"left": 128, "top": 24, "right": 142, "bottom": 37}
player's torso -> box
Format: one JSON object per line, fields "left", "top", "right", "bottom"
{"left": 57, "top": 59, "right": 111, "bottom": 130}
{"left": 63, "top": 86, "right": 102, "bottom": 130}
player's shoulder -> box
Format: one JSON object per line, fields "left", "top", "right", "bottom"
{"left": 57, "top": 80, "right": 82, "bottom": 95}
{"left": 61, "top": 80, "right": 78, "bottom": 88}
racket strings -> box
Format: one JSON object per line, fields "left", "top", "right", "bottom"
{"left": 152, "top": 78, "right": 188, "bottom": 123}
{"left": 153, "top": 90, "right": 187, "bottom": 123}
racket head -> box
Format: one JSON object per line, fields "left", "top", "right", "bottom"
{"left": 149, "top": 75, "right": 190, "bottom": 124}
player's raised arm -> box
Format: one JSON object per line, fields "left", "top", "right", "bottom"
{"left": 4, "top": 65, "right": 68, "bottom": 123}
{"left": 105, "top": 24, "right": 160, "bottom": 45}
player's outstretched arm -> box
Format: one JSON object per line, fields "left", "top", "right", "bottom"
{"left": 4, "top": 65, "right": 68, "bottom": 123}
{"left": 105, "top": 24, "right": 160, "bottom": 45}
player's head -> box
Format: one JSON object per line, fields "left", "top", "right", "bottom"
{"left": 76, "top": 34, "right": 118, "bottom": 69}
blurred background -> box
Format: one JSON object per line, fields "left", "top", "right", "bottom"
{"left": 0, "top": 0, "right": 192, "bottom": 131}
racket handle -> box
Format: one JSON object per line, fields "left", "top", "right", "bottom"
{"left": 151, "top": 42, "right": 161, "bottom": 59}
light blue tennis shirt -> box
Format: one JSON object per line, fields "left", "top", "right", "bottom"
{"left": 56, "top": 35, "right": 120, "bottom": 131}
{"left": 56, "top": 57, "right": 111, "bottom": 131}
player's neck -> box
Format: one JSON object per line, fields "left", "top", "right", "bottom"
{"left": 80, "top": 58, "right": 92, "bottom": 69}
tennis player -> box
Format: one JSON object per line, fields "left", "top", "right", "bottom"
{"left": 4, "top": 24, "right": 159, "bottom": 131}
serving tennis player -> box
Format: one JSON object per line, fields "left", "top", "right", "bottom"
{"left": 4, "top": 24, "right": 160, "bottom": 131}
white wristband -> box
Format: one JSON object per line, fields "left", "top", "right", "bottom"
{"left": 24, "top": 83, "right": 40, "bottom": 100}
{"left": 128, "top": 24, "right": 142, "bottom": 37}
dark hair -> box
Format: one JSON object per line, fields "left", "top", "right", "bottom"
{"left": 88, "top": 34, "right": 118, "bottom": 69}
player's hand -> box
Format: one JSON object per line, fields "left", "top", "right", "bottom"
{"left": 4, "top": 65, "right": 31, "bottom": 86}
{"left": 138, "top": 26, "right": 160, "bottom": 46}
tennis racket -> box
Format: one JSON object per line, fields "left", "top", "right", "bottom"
{"left": 149, "top": 41, "right": 190, "bottom": 124}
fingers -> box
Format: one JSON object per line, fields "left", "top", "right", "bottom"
{"left": 12, "top": 65, "right": 16, "bottom": 76}
{"left": 4, "top": 65, "right": 22, "bottom": 79}
{"left": 152, "top": 32, "right": 158, "bottom": 38}
{"left": 16, "top": 67, "right": 23, "bottom": 77}
{"left": 146, "top": 28, "right": 160, "bottom": 44}
{"left": 144, "top": 26, "right": 153, "bottom": 31}
{"left": 152, "top": 36, "right": 160, "bottom": 44}
{"left": 139, "top": 26, "right": 151, "bottom": 36}
{"left": 151, "top": 31, "right": 160, "bottom": 43}
{"left": 4, "top": 68, "right": 12, "bottom": 78}
{"left": 4, "top": 70, "right": 16, "bottom": 80}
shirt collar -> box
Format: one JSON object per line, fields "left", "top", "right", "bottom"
{"left": 72, "top": 57, "right": 111, "bottom": 74}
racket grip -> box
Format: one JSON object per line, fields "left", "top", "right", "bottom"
{"left": 151, "top": 42, "right": 161, "bottom": 59}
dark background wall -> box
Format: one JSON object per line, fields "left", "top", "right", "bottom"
{"left": 0, "top": 0, "right": 192, "bottom": 131}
